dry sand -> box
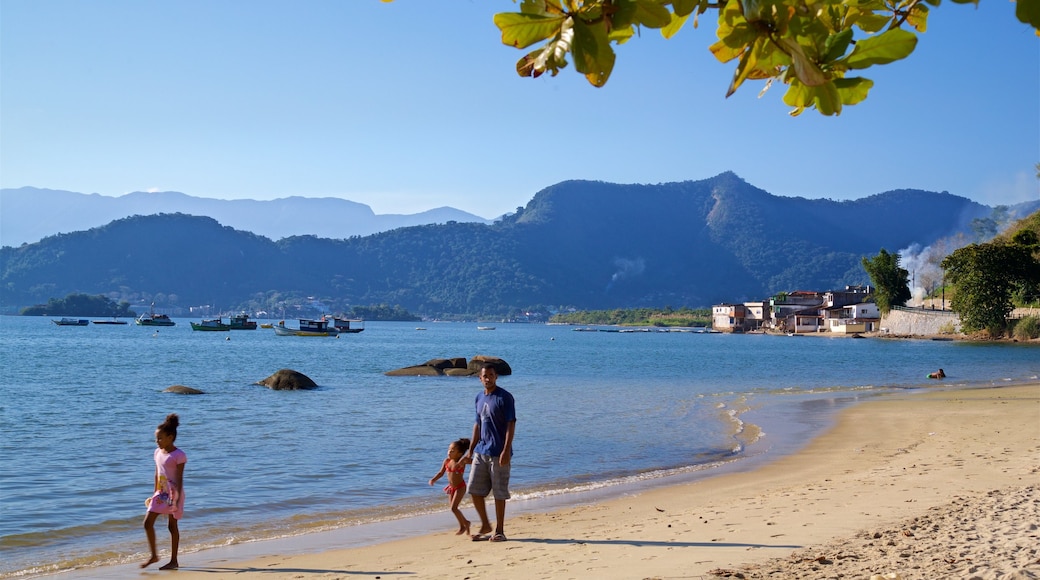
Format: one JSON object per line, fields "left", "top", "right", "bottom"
{"left": 145, "top": 384, "right": 1039, "bottom": 580}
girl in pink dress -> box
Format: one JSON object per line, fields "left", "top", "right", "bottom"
{"left": 428, "top": 437, "right": 472, "bottom": 535}
{"left": 141, "top": 413, "right": 187, "bottom": 569}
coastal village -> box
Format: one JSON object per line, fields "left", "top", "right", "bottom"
{"left": 712, "top": 285, "right": 882, "bottom": 335}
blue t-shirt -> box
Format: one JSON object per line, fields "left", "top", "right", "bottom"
{"left": 473, "top": 386, "right": 516, "bottom": 457}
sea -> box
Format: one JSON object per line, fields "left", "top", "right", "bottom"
{"left": 1, "top": 316, "right": 1037, "bottom": 578}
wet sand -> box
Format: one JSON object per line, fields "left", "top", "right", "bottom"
{"left": 128, "top": 383, "right": 1039, "bottom": 579}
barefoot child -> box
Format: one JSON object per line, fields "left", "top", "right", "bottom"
{"left": 141, "top": 413, "right": 187, "bottom": 569}
{"left": 429, "top": 438, "right": 472, "bottom": 535}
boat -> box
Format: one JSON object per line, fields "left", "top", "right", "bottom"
{"left": 92, "top": 318, "right": 128, "bottom": 325}
{"left": 228, "top": 313, "right": 258, "bottom": 330}
{"left": 272, "top": 318, "right": 339, "bottom": 337}
{"left": 477, "top": 326, "right": 496, "bottom": 331}
{"left": 136, "top": 304, "right": 176, "bottom": 327}
{"left": 52, "top": 318, "right": 89, "bottom": 326}
{"left": 190, "top": 318, "right": 231, "bottom": 331}
{"left": 259, "top": 323, "right": 274, "bottom": 329}
{"left": 331, "top": 317, "right": 364, "bottom": 333}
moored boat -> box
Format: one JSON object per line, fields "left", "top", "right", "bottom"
{"left": 136, "top": 304, "right": 176, "bottom": 327}
{"left": 92, "top": 318, "right": 128, "bottom": 325}
{"left": 52, "top": 318, "right": 89, "bottom": 326}
{"left": 272, "top": 318, "right": 339, "bottom": 337}
{"left": 331, "top": 317, "right": 364, "bottom": 333}
{"left": 228, "top": 313, "right": 258, "bottom": 330}
{"left": 190, "top": 318, "right": 231, "bottom": 331}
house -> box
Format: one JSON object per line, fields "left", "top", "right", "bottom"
{"left": 824, "top": 302, "right": 881, "bottom": 334}
{"left": 712, "top": 301, "right": 769, "bottom": 332}
{"left": 717, "top": 286, "right": 878, "bottom": 334}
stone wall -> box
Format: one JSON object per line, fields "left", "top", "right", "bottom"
{"left": 880, "top": 307, "right": 961, "bottom": 336}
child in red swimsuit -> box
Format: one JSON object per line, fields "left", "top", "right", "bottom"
{"left": 429, "top": 437, "right": 472, "bottom": 535}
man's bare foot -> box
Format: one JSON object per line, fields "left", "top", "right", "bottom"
{"left": 140, "top": 556, "right": 159, "bottom": 568}
{"left": 456, "top": 521, "right": 471, "bottom": 536}
{"left": 159, "top": 561, "right": 179, "bottom": 570}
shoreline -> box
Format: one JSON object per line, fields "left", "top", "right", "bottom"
{"left": 57, "top": 382, "right": 1039, "bottom": 579}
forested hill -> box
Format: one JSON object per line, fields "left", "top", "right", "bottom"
{"left": 0, "top": 173, "right": 999, "bottom": 316}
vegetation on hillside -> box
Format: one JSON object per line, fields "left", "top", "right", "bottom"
{"left": 941, "top": 211, "right": 1040, "bottom": 335}
{"left": 0, "top": 177, "right": 1001, "bottom": 317}
{"left": 550, "top": 307, "right": 711, "bottom": 326}
{"left": 20, "top": 293, "right": 135, "bottom": 317}
{"left": 343, "top": 304, "right": 421, "bottom": 322}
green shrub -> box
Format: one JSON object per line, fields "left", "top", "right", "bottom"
{"left": 1012, "top": 316, "right": 1040, "bottom": 340}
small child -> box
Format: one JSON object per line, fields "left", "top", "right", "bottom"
{"left": 141, "top": 413, "right": 187, "bottom": 569}
{"left": 429, "top": 437, "right": 472, "bottom": 535}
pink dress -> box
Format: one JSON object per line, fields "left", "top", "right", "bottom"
{"left": 146, "top": 447, "right": 187, "bottom": 519}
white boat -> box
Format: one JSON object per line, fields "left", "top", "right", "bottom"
{"left": 477, "top": 326, "right": 496, "bottom": 331}
{"left": 272, "top": 318, "right": 339, "bottom": 337}
{"left": 52, "top": 318, "right": 89, "bottom": 326}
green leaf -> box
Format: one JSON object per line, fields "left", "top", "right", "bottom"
{"left": 494, "top": 12, "right": 567, "bottom": 49}
{"left": 833, "top": 76, "right": 873, "bottom": 105}
{"left": 812, "top": 80, "right": 842, "bottom": 116}
{"left": 906, "top": 3, "right": 929, "bottom": 33}
{"left": 843, "top": 27, "right": 917, "bottom": 69}
{"left": 661, "top": 11, "right": 691, "bottom": 39}
{"left": 634, "top": 0, "right": 673, "bottom": 28}
{"left": 823, "top": 28, "right": 854, "bottom": 62}
{"left": 673, "top": 0, "right": 700, "bottom": 17}
{"left": 779, "top": 37, "right": 827, "bottom": 86}
{"left": 1017, "top": 0, "right": 1040, "bottom": 31}
{"left": 854, "top": 12, "right": 891, "bottom": 33}
{"left": 571, "top": 18, "right": 615, "bottom": 87}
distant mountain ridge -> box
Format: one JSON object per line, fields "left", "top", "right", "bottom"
{"left": 0, "top": 187, "right": 492, "bottom": 246}
{"left": 1, "top": 172, "right": 1026, "bottom": 317}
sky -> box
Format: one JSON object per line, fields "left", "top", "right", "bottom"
{"left": 2, "top": 1, "right": 1038, "bottom": 219}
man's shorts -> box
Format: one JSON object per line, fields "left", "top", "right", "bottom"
{"left": 467, "top": 453, "right": 511, "bottom": 500}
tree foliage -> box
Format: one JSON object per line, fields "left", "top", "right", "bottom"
{"left": 941, "top": 242, "right": 1040, "bottom": 334}
{"left": 861, "top": 248, "right": 910, "bottom": 315}
{"left": 20, "top": 293, "right": 135, "bottom": 317}
{"left": 479, "top": 0, "right": 1039, "bottom": 116}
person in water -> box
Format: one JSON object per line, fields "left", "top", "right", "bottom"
{"left": 928, "top": 368, "right": 946, "bottom": 379}
{"left": 429, "top": 437, "right": 473, "bottom": 535}
{"left": 141, "top": 413, "right": 187, "bottom": 569}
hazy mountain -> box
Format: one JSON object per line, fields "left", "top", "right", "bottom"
{"left": 1, "top": 173, "right": 1006, "bottom": 317}
{"left": 0, "top": 187, "right": 491, "bottom": 247}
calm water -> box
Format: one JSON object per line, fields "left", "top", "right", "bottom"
{"left": 1, "top": 316, "right": 1037, "bottom": 577}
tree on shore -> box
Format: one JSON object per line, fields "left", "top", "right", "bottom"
{"left": 862, "top": 248, "right": 910, "bottom": 315}
{"left": 941, "top": 242, "right": 1040, "bottom": 334}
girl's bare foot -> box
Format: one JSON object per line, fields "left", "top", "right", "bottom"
{"left": 159, "top": 561, "right": 179, "bottom": 570}
{"left": 140, "top": 556, "right": 159, "bottom": 568}
{"left": 456, "top": 521, "right": 471, "bottom": 536}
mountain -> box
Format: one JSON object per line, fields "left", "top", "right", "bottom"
{"left": 0, "top": 173, "right": 1000, "bottom": 317}
{"left": 0, "top": 187, "right": 491, "bottom": 247}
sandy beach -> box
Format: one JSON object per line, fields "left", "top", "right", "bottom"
{"left": 134, "top": 384, "right": 1039, "bottom": 580}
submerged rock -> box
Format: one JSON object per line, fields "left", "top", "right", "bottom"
{"left": 385, "top": 356, "right": 511, "bottom": 377}
{"left": 163, "top": 385, "right": 205, "bottom": 395}
{"left": 257, "top": 369, "right": 318, "bottom": 390}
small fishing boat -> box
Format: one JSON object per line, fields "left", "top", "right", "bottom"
{"left": 272, "top": 318, "right": 339, "bottom": 337}
{"left": 477, "top": 326, "right": 496, "bottom": 331}
{"left": 92, "top": 318, "right": 128, "bottom": 325}
{"left": 52, "top": 318, "right": 89, "bottom": 326}
{"left": 331, "top": 317, "right": 364, "bottom": 333}
{"left": 228, "top": 313, "right": 258, "bottom": 330}
{"left": 190, "top": 318, "right": 231, "bottom": 331}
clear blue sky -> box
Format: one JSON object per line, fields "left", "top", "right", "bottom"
{"left": 2, "top": 1, "right": 1037, "bottom": 218}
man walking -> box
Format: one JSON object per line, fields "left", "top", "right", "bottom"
{"left": 466, "top": 363, "right": 516, "bottom": 542}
